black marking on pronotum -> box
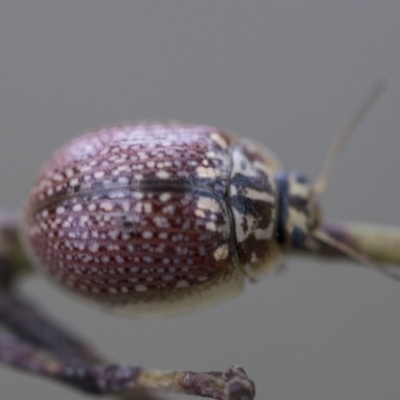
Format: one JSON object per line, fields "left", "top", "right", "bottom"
{"left": 230, "top": 196, "right": 272, "bottom": 230}
{"left": 236, "top": 233, "right": 271, "bottom": 264}
{"left": 230, "top": 173, "right": 271, "bottom": 192}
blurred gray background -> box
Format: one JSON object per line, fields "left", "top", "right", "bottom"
{"left": 1, "top": 1, "right": 400, "bottom": 399}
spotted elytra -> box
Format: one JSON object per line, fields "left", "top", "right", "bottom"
{"left": 21, "top": 83, "right": 399, "bottom": 317}
{"left": 22, "top": 123, "right": 293, "bottom": 315}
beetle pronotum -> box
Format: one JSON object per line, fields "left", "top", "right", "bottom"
{"left": 0, "top": 83, "right": 399, "bottom": 400}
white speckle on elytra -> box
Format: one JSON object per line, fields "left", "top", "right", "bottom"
{"left": 122, "top": 201, "right": 131, "bottom": 212}
{"left": 195, "top": 209, "right": 206, "bottom": 218}
{"left": 156, "top": 170, "right": 170, "bottom": 179}
{"left": 115, "top": 256, "right": 125, "bottom": 263}
{"left": 135, "top": 285, "right": 147, "bottom": 292}
{"left": 118, "top": 176, "right": 129, "bottom": 184}
{"left": 56, "top": 207, "right": 66, "bottom": 215}
{"left": 73, "top": 204, "right": 83, "bottom": 212}
{"left": 121, "top": 286, "right": 129, "bottom": 293}
{"left": 69, "top": 178, "right": 79, "bottom": 187}
{"left": 100, "top": 201, "right": 113, "bottom": 211}
{"left": 108, "top": 288, "right": 118, "bottom": 294}
{"left": 133, "top": 192, "right": 144, "bottom": 200}
{"left": 53, "top": 173, "right": 63, "bottom": 182}
{"left": 196, "top": 166, "right": 220, "bottom": 178}
{"left": 142, "top": 231, "right": 153, "bottom": 239}
{"left": 101, "top": 256, "right": 110, "bottom": 263}
{"left": 146, "top": 161, "right": 155, "bottom": 168}
{"left": 159, "top": 193, "right": 171, "bottom": 202}
{"left": 108, "top": 231, "right": 119, "bottom": 240}
{"left": 197, "top": 197, "right": 221, "bottom": 213}
{"left": 213, "top": 244, "right": 229, "bottom": 260}
{"left": 94, "top": 171, "right": 105, "bottom": 179}
{"left": 80, "top": 165, "right": 92, "bottom": 173}
{"left": 82, "top": 255, "right": 93, "bottom": 263}
{"left": 108, "top": 190, "right": 125, "bottom": 199}
{"left": 153, "top": 216, "right": 169, "bottom": 228}
{"left": 89, "top": 243, "right": 99, "bottom": 252}
{"left": 206, "top": 222, "right": 217, "bottom": 231}
{"left": 80, "top": 215, "right": 89, "bottom": 225}
{"left": 144, "top": 203, "right": 152, "bottom": 214}
{"left": 88, "top": 203, "right": 97, "bottom": 212}
{"left": 162, "top": 204, "right": 175, "bottom": 214}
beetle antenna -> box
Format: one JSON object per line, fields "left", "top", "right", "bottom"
{"left": 311, "top": 229, "right": 400, "bottom": 282}
{"left": 313, "top": 80, "right": 386, "bottom": 194}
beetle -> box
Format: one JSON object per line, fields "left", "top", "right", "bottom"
{"left": 0, "top": 82, "right": 399, "bottom": 400}
{"left": 22, "top": 121, "right": 318, "bottom": 317}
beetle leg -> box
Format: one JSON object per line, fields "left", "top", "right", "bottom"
{"left": 0, "top": 214, "right": 255, "bottom": 400}
{"left": 0, "top": 300, "right": 255, "bottom": 400}
{"left": 0, "top": 331, "right": 254, "bottom": 400}
{"left": 0, "top": 288, "right": 102, "bottom": 364}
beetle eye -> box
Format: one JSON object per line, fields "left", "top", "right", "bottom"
{"left": 293, "top": 171, "right": 309, "bottom": 184}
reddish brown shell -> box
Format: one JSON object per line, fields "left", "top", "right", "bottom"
{"left": 22, "top": 123, "right": 281, "bottom": 315}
